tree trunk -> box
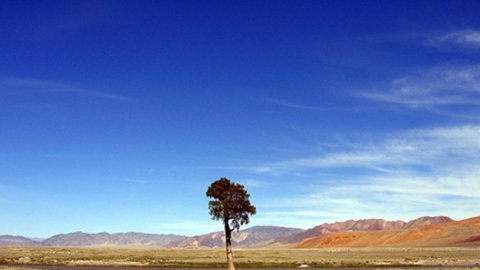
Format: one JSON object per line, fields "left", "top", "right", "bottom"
{"left": 224, "top": 220, "right": 235, "bottom": 270}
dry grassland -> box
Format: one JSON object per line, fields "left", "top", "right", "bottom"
{"left": 1, "top": 247, "right": 480, "bottom": 268}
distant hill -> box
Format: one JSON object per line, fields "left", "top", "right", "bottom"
{"left": 296, "top": 216, "right": 479, "bottom": 248}
{"left": 167, "top": 226, "right": 305, "bottom": 248}
{"left": 402, "top": 216, "right": 453, "bottom": 229}
{"left": 43, "top": 232, "right": 186, "bottom": 247}
{"left": 0, "top": 216, "right": 469, "bottom": 248}
{"left": 274, "top": 218, "right": 406, "bottom": 244}
{"left": 0, "top": 235, "right": 42, "bottom": 246}
{"left": 274, "top": 216, "right": 453, "bottom": 245}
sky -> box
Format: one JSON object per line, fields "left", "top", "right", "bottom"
{"left": 1, "top": 0, "right": 480, "bottom": 238}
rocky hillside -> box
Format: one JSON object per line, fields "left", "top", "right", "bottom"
{"left": 0, "top": 216, "right": 458, "bottom": 248}
{"left": 274, "top": 216, "right": 453, "bottom": 244}
{"left": 43, "top": 232, "right": 186, "bottom": 247}
{"left": 275, "top": 218, "right": 405, "bottom": 244}
{"left": 296, "top": 216, "right": 480, "bottom": 248}
{"left": 168, "top": 226, "right": 305, "bottom": 248}
{"left": 0, "top": 235, "right": 42, "bottom": 246}
{"left": 402, "top": 216, "right": 453, "bottom": 229}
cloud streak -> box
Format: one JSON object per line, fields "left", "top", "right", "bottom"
{"left": 361, "top": 65, "right": 480, "bottom": 109}
{"left": 438, "top": 30, "right": 480, "bottom": 47}
{"left": 260, "top": 169, "right": 480, "bottom": 226}
{"left": 255, "top": 125, "right": 480, "bottom": 173}
{"left": 253, "top": 125, "right": 480, "bottom": 226}
{"left": 0, "top": 77, "right": 133, "bottom": 101}
{"left": 260, "top": 97, "right": 345, "bottom": 111}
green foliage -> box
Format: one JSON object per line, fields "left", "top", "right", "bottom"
{"left": 207, "top": 177, "right": 256, "bottom": 231}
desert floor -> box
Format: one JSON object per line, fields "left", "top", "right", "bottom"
{"left": 1, "top": 247, "right": 480, "bottom": 268}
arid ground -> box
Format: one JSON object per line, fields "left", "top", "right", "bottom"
{"left": 1, "top": 247, "right": 480, "bottom": 268}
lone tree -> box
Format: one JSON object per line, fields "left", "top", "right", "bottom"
{"left": 206, "top": 177, "right": 256, "bottom": 270}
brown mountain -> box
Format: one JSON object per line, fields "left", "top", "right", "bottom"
{"left": 296, "top": 216, "right": 480, "bottom": 248}
{"left": 0, "top": 216, "right": 459, "bottom": 248}
{"left": 275, "top": 218, "right": 406, "bottom": 244}
{"left": 0, "top": 235, "right": 42, "bottom": 246}
{"left": 402, "top": 216, "right": 453, "bottom": 229}
{"left": 42, "top": 232, "right": 186, "bottom": 247}
{"left": 167, "top": 226, "right": 305, "bottom": 248}
{"left": 275, "top": 216, "right": 453, "bottom": 245}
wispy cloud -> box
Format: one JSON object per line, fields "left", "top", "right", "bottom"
{"left": 361, "top": 65, "right": 480, "bottom": 109}
{"left": 240, "top": 178, "right": 268, "bottom": 188}
{"left": 254, "top": 125, "right": 480, "bottom": 173}
{"left": 437, "top": 29, "right": 480, "bottom": 47}
{"left": 260, "top": 169, "right": 480, "bottom": 226}
{"left": 261, "top": 97, "right": 344, "bottom": 111}
{"left": 252, "top": 125, "right": 480, "bottom": 225}
{"left": 0, "top": 77, "right": 133, "bottom": 101}
{"left": 423, "top": 29, "right": 480, "bottom": 50}
{"left": 366, "top": 30, "right": 480, "bottom": 114}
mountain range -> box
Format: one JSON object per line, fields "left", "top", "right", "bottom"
{"left": 296, "top": 216, "right": 480, "bottom": 248}
{"left": 0, "top": 235, "right": 43, "bottom": 246}
{"left": 166, "top": 225, "right": 305, "bottom": 248}
{"left": 275, "top": 216, "right": 453, "bottom": 244}
{"left": 1, "top": 216, "right": 479, "bottom": 248}
{"left": 42, "top": 232, "right": 186, "bottom": 247}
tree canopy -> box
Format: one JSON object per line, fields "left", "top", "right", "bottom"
{"left": 206, "top": 177, "right": 256, "bottom": 231}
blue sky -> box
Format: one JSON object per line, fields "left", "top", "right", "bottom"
{"left": 1, "top": 0, "right": 480, "bottom": 238}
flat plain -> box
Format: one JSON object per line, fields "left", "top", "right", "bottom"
{"left": 1, "top": 247, "right": 480, "bottom": 268}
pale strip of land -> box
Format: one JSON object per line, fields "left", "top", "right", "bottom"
{"left": 1, "top": 247, "right": 480, "bottom": 268}
{"left": 0, "top": 267, "right": 41, "bottom": 270}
